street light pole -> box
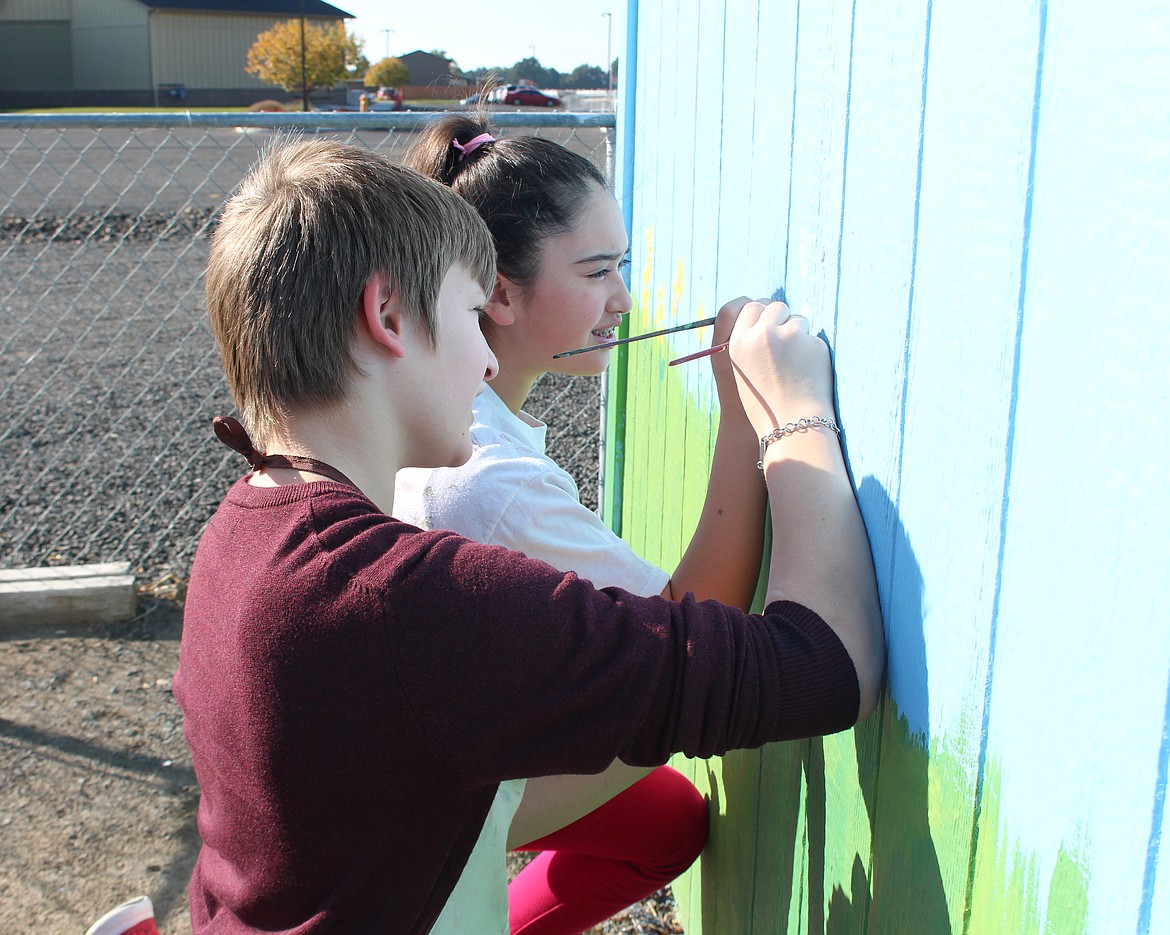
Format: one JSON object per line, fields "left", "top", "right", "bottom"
{"left": 381, "top": 28, "right": 394, "bottom": 60}
{"left": 299, "top": 0, "right": 308, "bottom": 112}
{"left": 601, "top": 12, "right": 612, "bottom": 94}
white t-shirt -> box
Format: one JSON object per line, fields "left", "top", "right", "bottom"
{"left": 426, "top": 776, "right": 524, "bottom": 934}
{"left": 395, "top": 385, "right": 669, "bottom": 595}
{"left": 394, "top": 385, "right": 670, "bottom": 934}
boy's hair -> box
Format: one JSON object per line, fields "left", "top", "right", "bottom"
{"left": 406, "top": 113, "right": 607, "bottom": 287}
{"left": 206, "top": 137, "right": 496, "bottom": 444}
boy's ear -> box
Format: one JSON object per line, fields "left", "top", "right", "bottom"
{"left": 361, "top": 273, "right": 407, "bottom": 357}
{"left": 482, "top": 275, "right": 518, "bottom": 327}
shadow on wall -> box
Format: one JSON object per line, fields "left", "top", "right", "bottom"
{"left": 849, "top": 476, "right": 951, "bottom": 934}
{"left": 696, "top": 477, "right": 951, "bottom": 934}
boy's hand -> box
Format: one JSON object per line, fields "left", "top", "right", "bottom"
{"left": 728, "top": 300, "right": 834, "bottom": 438}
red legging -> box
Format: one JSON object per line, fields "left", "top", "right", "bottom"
{"left": 508, "top": 765, "right": 709, "bottom": 935}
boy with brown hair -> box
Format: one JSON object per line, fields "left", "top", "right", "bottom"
{"left": 175, "top": 137, "right": 884, "bottom": 934}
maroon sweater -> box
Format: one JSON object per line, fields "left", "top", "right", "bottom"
{"left": 174, "top": 479, "right": 859, "bottom": 934}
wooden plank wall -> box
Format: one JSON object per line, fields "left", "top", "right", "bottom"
{"left": 611, "top": 1, "right": 1170, "bottom": 931}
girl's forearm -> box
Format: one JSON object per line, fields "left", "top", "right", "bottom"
{"left": 665, "top": 412, "right": 767, "bottom": 609}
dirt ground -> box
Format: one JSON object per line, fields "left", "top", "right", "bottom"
{"left": 0, "top": 599, "right": 196, "bottom": 933}
{"left": 0, "top": 596, "right": 683, "bottom": 934}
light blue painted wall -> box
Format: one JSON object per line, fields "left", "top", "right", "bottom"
{"left": 615, "top": 0, "right": 1170, "bottom": 930}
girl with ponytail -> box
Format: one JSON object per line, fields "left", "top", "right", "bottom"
{"left": 396, "top": 114, "right": 773, "bottom": 934}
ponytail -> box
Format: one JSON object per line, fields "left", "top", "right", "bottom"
{"left": 405, "top": 112, "right": 607, "bottom": 286}
{"left": 406, "top": 114, "right": 495, "bottom": 187}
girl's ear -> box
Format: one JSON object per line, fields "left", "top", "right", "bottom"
{"left": 361, "top": 273, "right": 407, "bottom": 358}
{"left": 482, "top": 274, "right": 519, "bottom": 327}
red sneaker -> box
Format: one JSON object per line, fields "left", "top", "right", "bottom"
{"left": 85, "top": 896, "right": 160, "bottom": 935}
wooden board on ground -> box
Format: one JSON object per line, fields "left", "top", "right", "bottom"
{"left": 0, "top": 562, "right": 136, "bottom": 629}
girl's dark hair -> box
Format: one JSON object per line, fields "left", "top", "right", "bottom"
{"left": 406, "top": 113, "right": 607, "bottom": 286}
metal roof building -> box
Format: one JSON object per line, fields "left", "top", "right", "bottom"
{"left": 0, "top": 0, "right": 353, "bottom": 107}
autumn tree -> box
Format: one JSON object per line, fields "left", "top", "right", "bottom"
{"left": 348, "top": 50, "right": 371, "bottom": 81}
{"left": 246, "top": 20, "right": 365, "bottom": 107}
{"left": 364, "top": 57, "right": 409, "bottom": 88}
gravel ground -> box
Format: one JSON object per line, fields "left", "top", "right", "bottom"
{"left": 1, "top": 213, "right": 603, "bottom": 580}
{"left": 1, "top": 200, "right": 680, "bottom": 931}
{"left": 1, "top": 122, "right": 611, "bottom": 578}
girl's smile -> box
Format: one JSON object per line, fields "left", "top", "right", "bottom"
{"left": 483, "top": 186, "right": 633, "bottom": 411}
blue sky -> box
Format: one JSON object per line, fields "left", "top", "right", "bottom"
{"left": 337, "top": 0, "right": 626, "bottom": 74}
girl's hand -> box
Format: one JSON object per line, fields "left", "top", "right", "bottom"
{"left": 729, "top": 300, "right": 834, "bottom": 437}
{"left": 710, "top": 296, "right": 754, "bottom": 412}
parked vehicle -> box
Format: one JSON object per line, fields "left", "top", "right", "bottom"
{"left": 462, "top": 85, "right": 561, "bottom": 107}
{"left": 375, "top": 86, "right": 403, "bottom": 109}
{"left": 321, "top": 88, "right": 403, "bottom": 112}
{"left": 502, "top": 87, "right": 561, "bottom": 107}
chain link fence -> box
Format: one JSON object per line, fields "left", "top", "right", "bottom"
{"left": 0, "top": 112, "right": 615, "bottom": 586}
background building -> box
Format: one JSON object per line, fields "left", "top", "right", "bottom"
{"left": 0, "top": 0, "right": 352, "bottom": 108}
{"left": 397, "top": 49, "right": 457, "bottom": 88}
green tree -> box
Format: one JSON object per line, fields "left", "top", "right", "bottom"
{"left": 245, "top": 20, "right": 360, "bottom": 102}
{"left": 566, "top": 64, "right": 607, "bottom": 89}
{"left": 364, "top": 57, "right": 409, "bottom": 88}
{"left": 507, "top": 56, "right": 562, "bottom": 89}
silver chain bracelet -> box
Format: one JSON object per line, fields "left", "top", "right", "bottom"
{"left": 757, "top": 416, "right": 841, "bottom": 471}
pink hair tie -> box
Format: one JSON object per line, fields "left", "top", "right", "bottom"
{"left": 452, "top": 132, "right": 495, "bottom": 162}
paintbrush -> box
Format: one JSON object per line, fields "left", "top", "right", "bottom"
{"left": 552, "top": 317, "right": 718, "bottom": 359}
{"left": 668, "top": 342, "right": 729, "bottom": 366}
{"left": 666, "top": 289, "right": 791, "bottom": 366}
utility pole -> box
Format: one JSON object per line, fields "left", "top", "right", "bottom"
{"left": 299, "top": 0, "right": 309, "bottom": 112}
{"left": 601, "top": 12, "right": 612, "bottom": 94}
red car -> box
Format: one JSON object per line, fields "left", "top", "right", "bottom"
{"left": 503, "top": 87, "right": 561, "bottom": 107}
{"left": 375, "top": 86, "right": 404, "bottom": 109}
